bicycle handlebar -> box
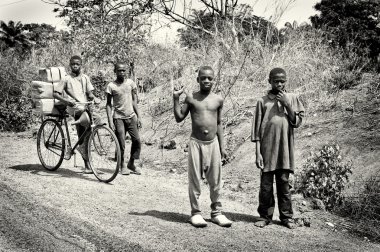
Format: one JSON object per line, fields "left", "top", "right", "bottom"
{"left": 74, "top": 101, "right": 94, "bottom": 105}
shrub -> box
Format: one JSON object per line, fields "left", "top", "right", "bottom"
{"left": 329, "top": 67, "right": 362, "bottom": 91}
{"left": 339, "top": 173, "right": 380, "bottom": 242}
{"left": 297, "top": 144, "right": 352, "bottom": 210}
{"left": 0, "top": 96, "right": 33, "bottom": 132}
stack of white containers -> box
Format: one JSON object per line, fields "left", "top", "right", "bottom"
{"left": 31, "top": 67, "right": 67, "bottom": 115}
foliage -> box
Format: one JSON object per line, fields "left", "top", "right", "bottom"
{"left": 0, "top": 50, "right": 33, "bottom": 131}
{"left": 311, "top": 0, "right": 380, "bottom": 63}
{"left": 297, "top": 145, "right": 352, "bottom": 210}
{"left": 328, "top": 67, "right": 362, "bottom": 92}
{"left": 22, "top": 23, "right": 58, "bottom": 49}
{"left": 0, "top": 96, "right": 33, "bottom": 132}
{"left": 334, "top": 172, "right": 380, "bottom": 242}
{"left": 49, "top": 0, "right": 153, "bottom": 64}
{"left": 177, "top": 5, "right": 277, "bottom": 49}
{"left": 0, "top": 20, "right": 32, "bottom": 52}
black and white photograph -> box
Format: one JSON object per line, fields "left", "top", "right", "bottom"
{"left": 0, "top": 0, "right": 379, "bottom": 251}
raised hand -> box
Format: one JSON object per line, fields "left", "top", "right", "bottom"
{"left": 173, "top": 85, "right": 184, "bottom": 99}
{"left": 276, "top": 90, "right": 290, "bottom": 107}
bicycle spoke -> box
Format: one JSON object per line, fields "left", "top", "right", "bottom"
{"left": 89, "top": 126, "right": 120, "bottom": 183}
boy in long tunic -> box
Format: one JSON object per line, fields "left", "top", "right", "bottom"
{"left": 173, "top": 66, "right": 232, "bottom": 228}
{"left": 106, "top": 63, "right": 142, "bottom": 175}
{"left": 252, "top": 68, "right": 304, "bottom": 229}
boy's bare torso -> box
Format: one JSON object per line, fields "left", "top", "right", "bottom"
{"left": 187, "top": 91, "right": 222, "bottom": 141}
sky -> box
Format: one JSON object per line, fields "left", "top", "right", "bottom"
{"left": 0, "top": 0, "right": 320, "bottom": 43}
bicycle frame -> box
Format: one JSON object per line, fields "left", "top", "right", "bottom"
{"left": 49, "top": 103, "right": 95, "bottom": 158}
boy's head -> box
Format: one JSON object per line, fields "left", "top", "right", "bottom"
{"left": 114, "top": 62, "right": 128, "bottom": 79}
{"left": 69, "top": 55, "right": 82, "bottom": 74}
{"left": 269, "top": 67, "right": 287, "bottom": 94}
{"left": 197, "top": 66, "right": 214, "bottom": 92}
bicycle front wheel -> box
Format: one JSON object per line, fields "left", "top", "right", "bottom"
{"left": 37, "top": 119, "right": 65, "bottom": 171}
{"left": 88, "top": 125, "right": 121, "bottom": 183}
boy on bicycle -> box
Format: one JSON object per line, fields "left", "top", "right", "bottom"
{"left": 53, "top": 55, "right": 95, "bottom": 174}
{"left": 106, "top": 62, "right": 142, "bottom": 176}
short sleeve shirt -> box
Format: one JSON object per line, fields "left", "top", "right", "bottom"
{"left": 55, "top": 73, "right": 94, "bottom": 103}
{"left": 106, "top": 79, "right": 137, "bottom": 119}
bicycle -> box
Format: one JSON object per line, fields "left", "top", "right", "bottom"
{"left": 36, "top": 102, "right": 121, "bottom": 183}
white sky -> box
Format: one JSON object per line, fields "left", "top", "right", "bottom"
{"left": 0, "top": 0, "right": 320, "bottom": 43}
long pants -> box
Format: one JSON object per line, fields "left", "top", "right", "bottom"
{"left": 257, "top": 170, "right": 293, "bottom": 221}
{"left": 188, "top": 137, "right": 222, "bottom": 217}
{"left": 114, "top": 116, "right": 141, "bottom": 164}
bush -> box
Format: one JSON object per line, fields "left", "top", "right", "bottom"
{"left": 297, "top": 144, "right": 352, "bottom": 210}
{"left": 329, "top": 68, "right": 362, "bottom": 91}
{"left": 339, "top": 174, "right": 380, "bottom": 242}
{"left": 0, "top": 96, "right": 33, "bottom": 132}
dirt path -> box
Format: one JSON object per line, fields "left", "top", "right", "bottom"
{"left": 0, "top": 133, "right": 379, "bottom": 252}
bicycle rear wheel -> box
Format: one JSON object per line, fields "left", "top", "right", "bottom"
{"left": 88, "top": 125, "right": 121, "bottom": 183}
{"left": 37, "top": 119, "right": 65, "bottom": 171}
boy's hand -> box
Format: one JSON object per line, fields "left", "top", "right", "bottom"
{"left": 221, "top": 149, "right": 229, "bottom": 166}
{"left": 221, "top": 149, "right": 228, "bottom": 160}
{"left": 137, "top": 117, "right": 142, "bottom": 129}
{"left": 173, "top": 85, "right": 184, "bottom": 99}
{"left": 276, "top": 91, "right": 290, "bottom": 107}
{"left": 67, "top": 101, "right": 75, "bottom": 107}
{"left": 256, "top": 154, "right": 264, "bottom": 169}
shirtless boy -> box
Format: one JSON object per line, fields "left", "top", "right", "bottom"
{"left": 173, "top": 66, "right": 233, "bottom": 228}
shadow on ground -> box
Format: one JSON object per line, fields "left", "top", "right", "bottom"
{"left": 129, "top": 210, "right": 263, "bottom": 224}
{"left": 8, "top": 164, "right": 98, "bottom": 182}
{"left": 129, "top": 210, "right": 189, "bottom": 223}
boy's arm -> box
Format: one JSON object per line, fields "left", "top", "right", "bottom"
{"left": 276, "top": 91, "right": 297, "bottom": 125}
{"left": 131, "top": 88, "right": 141, "bottom": 127}
{"left": 252, "top": 99, "right": 264, "bottom": 169}
{"left": 173, "top": 88, "right": 190, "bottom": 122}
{"left": 255, "top": 141, "right": 263, "bottom": 169}
{"left": 85, "top": 75, "right": 95, "bottom": 101}
{"left": 106, "top": 93, "right": 114, "bottom": 130}
{"left": 216, "top": 97, "right": 228, "bottom": 160}
{"left": 53, "top": 81, "right": 75, "bottom": 107}
{"left": 86, "top": 90, "right": 95, "bottom": 101}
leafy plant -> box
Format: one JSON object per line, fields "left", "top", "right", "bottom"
{"left": 297, "top": 144, "right": 352, "bottom": 210}
{"left": 311, "top": 0, "right": 380, "bottom": 64}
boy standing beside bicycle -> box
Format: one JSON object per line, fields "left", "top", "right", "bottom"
{"left": 106, "top": 62, "right": 142, "bottom": 176}
{"left": 53, "top": 55, "right": 95, "bottom": 174}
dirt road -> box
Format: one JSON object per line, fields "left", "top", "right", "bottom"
{"left": 0, "top": 133, "right": 379, "bottom": 252}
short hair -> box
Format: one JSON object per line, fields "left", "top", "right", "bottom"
{"left": 269, "top": 67, "right": 286, "bottom": 78}
{"left": 114, "top": 62, "right": 127, "bottom": 71}
{"left": 70, "top": 55, "right": 82, "bottom": 63}
{"left": 198, "top": 65, "right": 214, "bottom": 76}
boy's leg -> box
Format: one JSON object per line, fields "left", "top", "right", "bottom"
{"left": 188, "top": 139, "right": 203, "bottom": 217}
{"left": 257, "top": 171, "right": 275, "bottom": 224}
{"left": 206, "top": 139, "right": 232, "bottom": 227}
{"left": 74, "top": 113, "right": 91, "bottom": 173}
{"left": 275, "top": 170, "right": 295, "bottom": 228}
{"left": 204, "top": 140, "right": 222, "bottom": 217}
{"left": 114, "top": 118, "right": 129, "bottom": 175}
{"left": 125, "top": 116, "right": 142, "bottom": 174}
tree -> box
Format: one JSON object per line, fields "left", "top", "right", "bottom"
{"left": 177, "top": 5, "right": 277, "bottom": 49}
{"left": 0, "top": 21, "right": 31, "bottom": 50}
{"left": 311, "top": 0, "right": 380, "bottom": 62}
{"left": 45, "top": 0, "right": 154, "bottom": 64}
{"left": 154, "top": 0, "right": 242, "bottom": 54}
{"left": 22, "top": 23, "right": 57, "bottom": 48}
